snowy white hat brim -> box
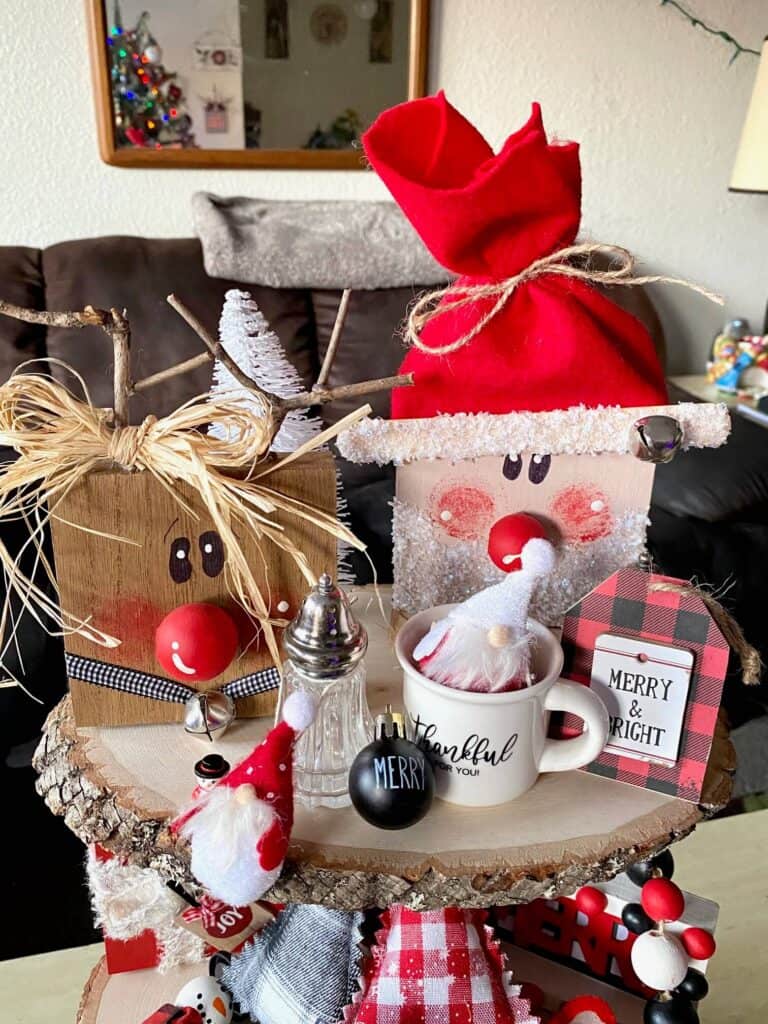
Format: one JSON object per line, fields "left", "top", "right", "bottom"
{"left": 335, "top": 403, "right": 730, "bottom": 465}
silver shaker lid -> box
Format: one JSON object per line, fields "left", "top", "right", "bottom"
{"left": 282, "top": 574, "right": 367, "bottom": 679}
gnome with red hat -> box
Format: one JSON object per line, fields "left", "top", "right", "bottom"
{"left": 172, "top": 691, "right": 316, "bottom": 906}
{"left": 337, "top": 93, "right": 730, "bottom": 623}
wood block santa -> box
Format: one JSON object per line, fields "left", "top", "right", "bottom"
{"left": 337, "top": 92, "right": 730, "bottom": 622}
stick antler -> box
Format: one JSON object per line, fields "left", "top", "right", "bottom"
{"left": 0, "top": 300, "right": 133, "bottom": 428}
{"left": 0, "top": 291, "right": 413, "bottom": 439}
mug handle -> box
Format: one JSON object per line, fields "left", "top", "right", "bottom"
{"left": 538, "top": 678, "right": 609, "bottom": 774}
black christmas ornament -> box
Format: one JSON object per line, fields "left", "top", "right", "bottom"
{"left": 628, "top": 849, "right": 675, "bottom": 887}
{"left": 643, "top": 994, "right": 699, "bottom": 1024}
{"left": 621, "top": 901, "right": 654, "bottom": 935}
{"left": 349, "top": 705, "right": 434, "bottom": 830}
{"left": 675, "top": 967, "right": 709, "bottom": 1002}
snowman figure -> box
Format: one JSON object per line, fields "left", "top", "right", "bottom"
{"left": 414, "top": 534, "right": 556, "bottom": 692}
{"left": 175, "top": 975, "right": 233, "bottom": 1024}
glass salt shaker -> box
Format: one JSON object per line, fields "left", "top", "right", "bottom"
{"left": 280, "top": 574, "right": 372, "bottom": 809}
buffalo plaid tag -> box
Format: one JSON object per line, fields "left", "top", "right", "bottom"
{"left": 561, "top": 567, "right": 729, "bottom": 802}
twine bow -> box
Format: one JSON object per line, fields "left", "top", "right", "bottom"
{"left": 405, "top": 242, "right": 724, "bottom": 355}
{"left": 0, "top": 365, "right": 368, "bottom": 694}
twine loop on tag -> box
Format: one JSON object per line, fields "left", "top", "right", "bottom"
{"left": 650, "top": 580, "right": 761, "bottom": 685}
{"left": 405, "top": 242, "right": 724, "bottom": 356}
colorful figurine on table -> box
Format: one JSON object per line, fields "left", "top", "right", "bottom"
{"left": 708, "top": 317, "right": 768, "bottom": 394}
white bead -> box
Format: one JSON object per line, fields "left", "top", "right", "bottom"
{"left": 630, "top": 930, "right": 688, "bottom": 991}
{"left": 590, "top": 499, "right": 605, "bottom": 512}
{"left": 276, "top": 600, "right": 290, "bottom": 613}
{"left": 439, "top": 509, "right": 453, "bottom": 522}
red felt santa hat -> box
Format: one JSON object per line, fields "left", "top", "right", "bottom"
{"left": 172, "top": 691, "right": 315, "bottom": 907}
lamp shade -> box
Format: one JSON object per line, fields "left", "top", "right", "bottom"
{"left": 731, "top": 37, "right": 768, "bottom": 192}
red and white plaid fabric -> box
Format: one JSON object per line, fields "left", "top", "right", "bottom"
{"left": 344, "top": 907, "right": 539, "bottom": 1024}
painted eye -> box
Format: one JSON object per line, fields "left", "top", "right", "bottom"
{"left": 528, "top": 454, "right": 551, "bottom": 484}
{"left": 169, "top": 537, "right": 192, "bottom": 584}
{"left": 503, "top": 453, "right": 523, "bottom": 480}
{"left": 199, "top": 530, "right": 225, "bottom": 578}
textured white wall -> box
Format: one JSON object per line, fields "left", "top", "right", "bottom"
{"left": 1, "top": 0, "right": 766, "bottom": 370}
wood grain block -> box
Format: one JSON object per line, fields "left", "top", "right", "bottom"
{"left": 51, "top": 452, "right": 337, "bottom": 726}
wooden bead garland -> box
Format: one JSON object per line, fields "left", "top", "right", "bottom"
{"left": 630, "top": 930, "right": 689, "bottom": 991}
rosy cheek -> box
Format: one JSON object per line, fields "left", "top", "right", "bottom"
{"left": 92, "top": 596, "right": 164, "bottom": 654}
{"left": 429, "top": 484, "right": 496, "bottom": 541}
{"left": 549, "top": 485, "right": 613, "bottom": 544}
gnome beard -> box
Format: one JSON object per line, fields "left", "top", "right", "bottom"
{"left": 416, "top": 619, "right": 534, "bottom": 692}
{"left": 414, "top": 537, "right": 556, "bottom": 692}
{"left": 181, "top": 784, "right": 281, "bottom": 907}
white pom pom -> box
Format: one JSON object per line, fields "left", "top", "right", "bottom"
{"left": 282, "top": 690, "right": 317, "bottom": 731}
{"left": 521, "top": 537, "right": 556, "bottom": 578}
{"left": 630, "top": 930, "right": 689, "bottom": 991}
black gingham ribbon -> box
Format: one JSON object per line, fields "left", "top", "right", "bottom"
{"left": 65, "top": 653, "right": 280, "bottom": 704}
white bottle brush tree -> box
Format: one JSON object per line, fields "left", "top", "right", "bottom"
{"left": 210, "top": 289, "right": 354, "bottom": 583}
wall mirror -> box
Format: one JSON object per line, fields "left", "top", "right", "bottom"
{"left": 87, "top": 0, "right": 429, "bottom": 169}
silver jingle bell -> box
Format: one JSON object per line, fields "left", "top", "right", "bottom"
{"left": 630, "top": 415, "right": 684, "bottom": 464}
{"left": 184, "top": 690, "right": 235, "bottom": 742}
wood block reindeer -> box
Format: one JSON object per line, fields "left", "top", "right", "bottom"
{"left": 0, "top": 291, "right": 410, "bottom": 727}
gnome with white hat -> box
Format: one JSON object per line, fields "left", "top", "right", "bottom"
{"left": 414, "top": 535, "right": 556, "bottom": 693}
{"left": 171, "top": 690, "right": 316, "bottom": 907}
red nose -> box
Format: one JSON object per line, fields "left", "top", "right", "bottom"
{"left": 155, "top": 603, "right": 239, "bottom": 682}
{"left": 487, "top": 513, "right": 548, "bottom": 572}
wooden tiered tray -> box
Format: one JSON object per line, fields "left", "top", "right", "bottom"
{"left": 34, "top": 588, "right": 734, "bottom": 911}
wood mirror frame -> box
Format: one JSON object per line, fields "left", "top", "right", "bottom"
{"left": 85, "top": 0, "right": 430, "bottom": 169}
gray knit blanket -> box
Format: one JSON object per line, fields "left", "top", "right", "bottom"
{"left": 192, "top": 192, "right": 447, "bottom": 290}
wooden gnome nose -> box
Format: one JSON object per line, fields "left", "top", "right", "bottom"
{"left": 155, "top": 602, "right": 239, "bottom": 682}
{"left": 234, "top": 783, "right": 257, "bottom": 805}
{"left": 487, "top": 513, "right": 548, "bottom": 573}
{"left": 486, "top": 625, "right": 511, "bottom": 648}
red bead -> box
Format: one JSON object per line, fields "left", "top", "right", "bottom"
{"left": 155, "top": 602, "right": 239, "bottom": 682}
{"left": 487, "top": 513, "right": 547, "bottom": 572}
{"left": 575, "top": 885, "right": 608, "bottom": 916}
{"left": 680, "top": 926, "right": 716, "bottom": 960}
{"left": 641, "top": 878, "right": 685, "bottom": 923}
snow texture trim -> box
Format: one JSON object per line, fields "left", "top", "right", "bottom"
{"left": 86, "top": 850, "right": 206, "bottom": 972}
{"left": 336, "top": 403, "right": 731, "bottom": 465}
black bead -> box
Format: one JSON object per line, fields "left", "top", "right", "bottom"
{"left": 621, "top": 902, "right": 654, "bottom": 934}
{"left": 644, "top": 995, "right": 699, "bottom": 1024}
{"left": 627, "top": 849, "right": 675, "bottom": 886}
{"left": 675, "top": 967, "right": 709, "bottom": 1002}
{"left": 349, "top": 736, "right": 435, "bottom": 830}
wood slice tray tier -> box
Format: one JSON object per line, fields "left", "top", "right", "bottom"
{"left": 34, "top": 589, "right": 734, "bottom": 911}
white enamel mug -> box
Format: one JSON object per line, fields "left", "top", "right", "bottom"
{"left": 395, "top": 605, "right": 609, "bottom": 807}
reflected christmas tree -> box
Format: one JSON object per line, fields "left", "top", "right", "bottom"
{"left": 108, "top": 2, "right": 195, "bottom": 149}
